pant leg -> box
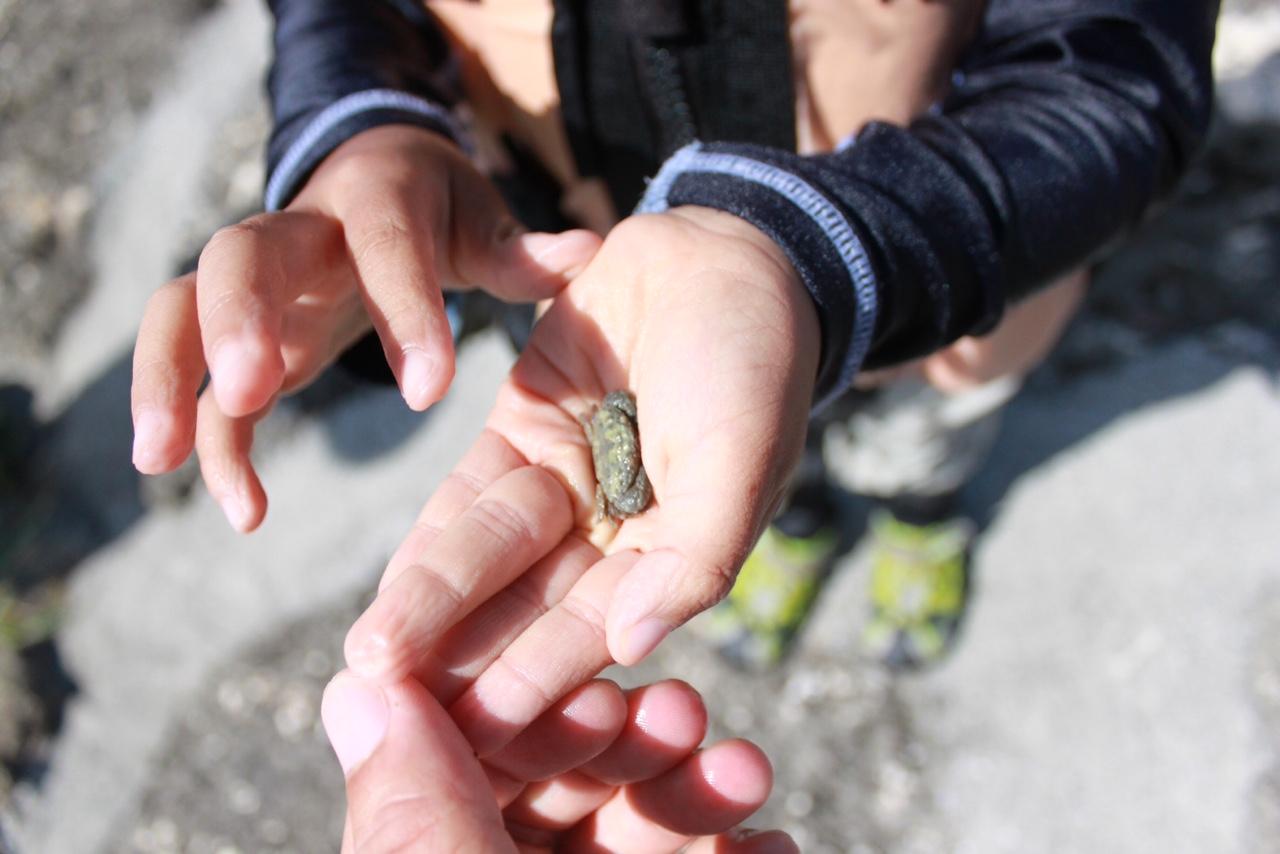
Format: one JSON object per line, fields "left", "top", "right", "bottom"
{"left": 821, "top": 376, "right": 1020, "bottom": 502}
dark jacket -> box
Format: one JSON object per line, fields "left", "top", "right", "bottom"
{"left": 264, "top": 0, "right": 1218, "bottom": 404}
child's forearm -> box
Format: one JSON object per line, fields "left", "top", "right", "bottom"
{"left": 638, "top": 2, "right": 1217, "bottom": 407}
{"left": 265, "top": 0, "right": 466, "bottom": 211}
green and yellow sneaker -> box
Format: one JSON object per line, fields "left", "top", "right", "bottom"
{"left": 863, "top": 510, "right": 973, "bottom": 670}
{"left": 693, "top": 524, "right": 841, "bottom": 671}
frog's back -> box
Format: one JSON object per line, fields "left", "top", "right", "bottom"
{"left": 592, "top": 407, "right": 639, "bottom": 497}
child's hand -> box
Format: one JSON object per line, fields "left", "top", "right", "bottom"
{"left": 129, "top": 125, "right": 600, "bottom": 531}
{"left": 342, "top": 206, "right": 820, "bottom": 749}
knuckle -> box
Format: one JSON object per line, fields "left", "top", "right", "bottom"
{"left": 197, "top": 286, "right": 242, "bottom": 330}
{"left": 557, "top": 594, "right": 609, "bottom": 648}
{"left": 202, "top": 220, "right": 268, "bottom": 266}
{"left": 350, "top": 216, "right": 415, "bottom": 268}
{"left": 441, "top": 467, "right": 489, "bottom": 505}
{"left": 499, "top": 572, "right": 553, "bottom": 620}
{"left": 467, "top": 497, "right": 535, "bottom": 552}
{"left": 491, "top": 655, "right": 557, "bottom": 710}
{"left": 695, "top": 559, "right": 740, "bottom": 610}
{"left": 405, "top": 563, "right": 467, "bottom": 614}
{"left": 406, "top": 519, "right": 446, "bottom": 548}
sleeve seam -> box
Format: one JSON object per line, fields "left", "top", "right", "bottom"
{"left": 638, "top": 141, "right": 878, "bottom": 406}
{"left": 265, "top": 88, "right": 471, "bottom": 211}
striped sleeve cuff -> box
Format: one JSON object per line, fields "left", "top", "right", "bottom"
{"left": 637, "top": 142, "right": 879, "bottom": 409}
{"left": 264, "top": 89, "right": 471, "bottom": 212}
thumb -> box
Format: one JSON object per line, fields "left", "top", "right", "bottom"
{"left": 447, "top": 169, "right": 601, "bottom": 299}
{"left": 500, "top": 228, "right": 604, "bottom": 298}
{"left": 322, "top": 671, "right": 515, "bottom": 853}
{"left": 605, "top": 436, "right": 793, "bottom": 666}
{"left": 462, "top": 224, "right": 602, "bottom": 302}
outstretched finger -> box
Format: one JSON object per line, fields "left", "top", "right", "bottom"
{"left": 345, "top": 465, "right": 575, "bottom": 683}
{"left": 196, "top": 211, "right": 343, "bottom": 418}
{"left": 449, "top": 551, "right": 638, "bottom": 757}
{"left": 379, "top": 429, "right": 528, "bottom": 593}
{"left": 501, "top": 680, "right": 710, "bottom": 833}
{"left": 579, "top": 681, "right": 707, "bottom": 785}
{"left": 194, "top": 388, "right": 269, "bottom": 533}
{"left": 414, "top": 534, "right": 600, "bottom": 704}
{"left": 484, "top": 679, "right": 626, "bottom": 784}
{"left": 338, "top": 186, "right": 455, "bottom": 412}
{"left": 132, "top": 273, "right": 204, "bottom": 473}
{"left": 564, "top": 739, "right": 775, "bottom": 852}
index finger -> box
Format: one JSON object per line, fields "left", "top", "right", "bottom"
{"left": 337, "top": 184, "right": 456, "bottom": 412}
{"left": 379, "top": 429, "right": 528, "bottom": 592}
{"left": 196, "top": 211, "right": 344, "bottom": 417}
{"left": 344, "top": 465, "right": 575, "bottom": 683}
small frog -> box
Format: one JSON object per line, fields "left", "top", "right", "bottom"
{"left": 583, "top": 390, "right": 652, "bottom": 523}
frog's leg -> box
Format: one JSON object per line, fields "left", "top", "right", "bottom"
{"left": 593, "top": 483, "right": 608, "bottom": 525}
{"left": 602, "top": 390, "right": 637, "bottom": 419}
{"left": 610, "top": 466, "right": 652, "bottom": 517}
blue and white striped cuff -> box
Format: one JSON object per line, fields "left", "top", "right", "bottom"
{"left": 638, "top": 142, "right": 878, "bottom": 408}
{"left": 265, "top": 89, "right": 471, "bottom": 212}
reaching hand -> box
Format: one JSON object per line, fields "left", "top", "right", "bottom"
{"left": 129, "top": 124, "right": 600, "bottom": 530}
{"left": 323, "top": 672, "right": 797, "bottom": 852}
{"left": 343, "top": 205, "right": 819, "bottom": 753}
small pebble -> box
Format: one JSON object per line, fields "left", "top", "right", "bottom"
{"left": 227, "top": 779, "right": 261, "bottom": 815}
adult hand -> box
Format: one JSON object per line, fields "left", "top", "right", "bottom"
{"left": 129, "top": 124, "right": 600, "bottom": 530}
{"left": 323, "top": 672, "right": 796, "bottom": 852}
{"left": 343, "top": 205, "right": 819, "bottom": 753}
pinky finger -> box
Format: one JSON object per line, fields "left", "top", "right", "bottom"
{"left": 194, "top": 388, "right": 268, "bottom": 532}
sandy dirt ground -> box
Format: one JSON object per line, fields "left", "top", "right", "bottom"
{"left": 2, "top": 1, "right": 1280, "bottom": 852}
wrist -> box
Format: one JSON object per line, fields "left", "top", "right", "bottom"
{"left": 663, "top": 205, "right": 822, "bottom": 397}
{"left": 638, "top": 142, "right": 880, "bottom": 409}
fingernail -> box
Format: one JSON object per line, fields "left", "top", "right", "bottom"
{"left": 211, "top": 335, "right": 248, "bottom": 380}
{"left": 131, "top": 410, "right": 170, "bottom": 471}
{"left": 399, "top": 349, "right": 439, "bottom": 411}
{"left": 622, "top": 618, "right": 672, "bottom": 665}
{"left": 218, "top": 492, "right": 253, "bottom": 532}
{"left": 518, "top": 231, "right": 600, "bottom": 274}
{"left": 612, "top": 550, "right": 685, "bottom": 664}
{"left": 322, "top": 671, "right": 389, "bottom": 777}
{"left": 519, "top": 232, "right": 568, "bottom": 264}
{"left": 344, "top": 608, "right": 394, "bottom": 679}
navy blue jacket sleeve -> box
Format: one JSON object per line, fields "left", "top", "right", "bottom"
{"left": 264, "top": 0, "right": 465, "bottom": 210}
{"left": 639, "top": 1, "right": 1219, "bottom": 406}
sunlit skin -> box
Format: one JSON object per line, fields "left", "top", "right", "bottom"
{"left": 324, "top": 673, "right": 797, "bottom": 852}
{"left": 340, "top": 203, "right": 821, "bottom": 758}
{"left": 129, "top": 125, "right": 602, "bottom": 530}
{"left": 131, "top": 124, "right": 823, "bottom": 840}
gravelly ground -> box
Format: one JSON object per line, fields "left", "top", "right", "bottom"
{"left": 0, "top": 0, "right": 216, "bottom": 374}
{"left": 119, "top": 583, "right": 944, "bottom": 854}
{"left": 2, "top": 0, "right": 1280, "bottom": 851}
